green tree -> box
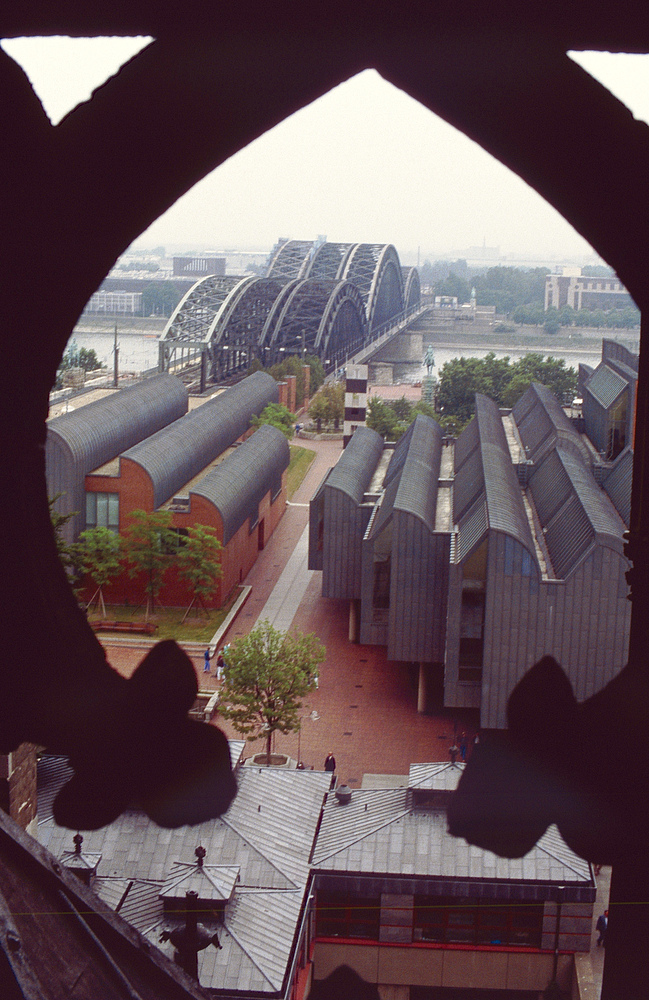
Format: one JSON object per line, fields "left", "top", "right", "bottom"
{"left": 251, "top": 403, "right": 294, "bottom": 439}
{"left": 176, "top": 523, "right": 222, "bottom": 619}
{"left": 437, "top": 353, "right": 576, "bottom": 421}
{"left": 141, "top": 281, "right": 182, "bottom": 317}
{"left": 48, "top": 494, "right": 81, "bottom": 583}
{"left": 433, "top": 271, "right": 471, "bottom": 303}
{"left": 390, "top": 396, "right": 413, "bottom": 421}
{"left": 122, "top": 509, "right": 177, "bottom": 616}
{"left": 218, "top": 620, "right": 324, "bottom": 764}
{"left": 75, "top": 526, "right": 122, "bottom": 617}
{"left": 366, "top": 396, "right": 400, "bottom": 439}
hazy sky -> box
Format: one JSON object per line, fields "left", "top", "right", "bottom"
{"left": 3, "top": 36, "right": 649, "bottom": 264}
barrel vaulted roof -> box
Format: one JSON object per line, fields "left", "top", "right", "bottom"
{"left": 46, "top": 373, "right": 188, "bottom": 474}
{"left": 122, "top": 371, "right": 278, "bottom": 509}
{"left": 191, "top": 423, "right": 289, "bottom": 543}
{"left": 324, "top": 425, "right": 383, "bottom": 503}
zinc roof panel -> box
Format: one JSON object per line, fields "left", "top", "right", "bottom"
{"left": 123, "top": 371, "right": 278, "bottom": 508}
{"left": 191, "top": 422, "right": 289, "bottom": 543}
{"left": 326, "top": 425, "right": 384, "bottom": 502}
{"left": 586, "top": 363, "right": 629, "bottom": 409}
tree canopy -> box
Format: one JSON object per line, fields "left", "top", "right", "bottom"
{"left": 176, "top": 523, "right": 222, "bottom": 615}
{"left": 218, "top": 620, "right": 324, "bottom": 763}
{"left": 122, "top": 508, "right": 177, "bottom": 615}
{"left": 75, "top": 526, "right": 122, "bottom": 617}
{"left": 309, "top": 382, "right": 344, "bottom": 430}
{"left": 437, "top": 352, "right": 577, "bottom": 423}
{"left": 250, "top": 402, "right": 294, "bottom": 439}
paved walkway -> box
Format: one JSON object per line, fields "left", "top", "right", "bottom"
{"left": 100, "top": 432, "right": 608, "bottom": 992}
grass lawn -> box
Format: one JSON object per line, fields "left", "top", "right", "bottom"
{"left": 287, "top": 445, "right": 315, "bottom": 499}
{"left": 89, "top": 587, "right": 242, "bottom": 643}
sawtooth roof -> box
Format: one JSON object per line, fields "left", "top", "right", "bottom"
{"left": 368, "top": 415, "right": 442, "bottom": 536}
{"left": 584, "top": 363, "right": 630, "bottom": 409}
{"left": 122, "top": 371, "right": 278, "bottom": 509}
{"left": 455, "top": 395, "right": 535, "bottom": 560}
{"left": 512, "top": 381, "right": 590, "bottom": 465}
{"left": 529, "top": 444, "right": 626, "bottom": 578}
{"left": 602, "top": 445, "right": 633, "bottom": 527}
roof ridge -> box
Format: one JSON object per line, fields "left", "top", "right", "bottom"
{"left": 312, "top": 801, "right": 413, "bottom": 866}
{"left": 221, "top": 921, "right": 283, "bottom": 990}
{"left": 220, "top": 816, "right": 300, "bottom": 889}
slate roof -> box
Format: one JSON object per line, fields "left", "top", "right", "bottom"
{"left": 121, "top": 371, "right": 278, "bottom": 509}
{"left": 324, "top": 425, "right": 383, "bottom": 503}
{"left": 455, "top": 395, "right": 535, "bottom": 560}
{"left": 191, "top": 423, "right": 290, "bottom": 543}
{"left": 312, "top": 786, "right": 592, "bottom": 891}
{"left": 584, "top": 363, "right": 629, "bottom": 409}
{"left": 529, "top": 445, "right": 626, "bottom": 578}
{"left": 39, "top": 766, "right": 332, "bottom": 995}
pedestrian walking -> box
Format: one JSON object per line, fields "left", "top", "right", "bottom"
{"left": 215, "top": 651, "right": 226, "bottom": 681}
{"left": 203, "top": 647, "right": 211, "bottom": 673}
{"left": 449, "top": 744, "right": 459, "bottom": 764}
{"left": 324, "top": 752, "right": 336, "bottom": 773}
{"left": 596, "top": 909, "right": 608, "bottom": 947}
{"left": 459, "top": 733, "right": 467, "bottom": 761}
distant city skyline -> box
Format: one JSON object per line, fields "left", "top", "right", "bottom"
{"left": 3, "top": 38, "right": 649, "bottom": 266}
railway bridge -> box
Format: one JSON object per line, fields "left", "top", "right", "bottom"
{"left": 158, "top": 239, "right": 422, "bottom": 388}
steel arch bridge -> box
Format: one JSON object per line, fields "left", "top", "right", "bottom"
{"left": 159, "top": 239, "right": 420, "bottom": 385}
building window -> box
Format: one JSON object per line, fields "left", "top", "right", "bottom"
{"left": 373, "top": 557, "right": 391, "bottom": 609}
{"left": 316, "top": 890, "right": 381, "bottom": 940}
{"left": 85, "top": 492, "right": 119, "bottom": 531}
{"left": 413, "top": 895, "right": 543, "bottom": 948}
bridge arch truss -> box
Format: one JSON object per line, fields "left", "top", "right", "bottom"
{"left": 262, "top": 278, "right": 367, "bottom": 369}
{"left": 158, "top": 241, "right": 421, "bottom": 386}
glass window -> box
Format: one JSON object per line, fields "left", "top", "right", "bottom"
{"left": 85, "top": 492, "right": 119, "bottom": 532}
{"left": 414, "top": 896, "right": 542, "bottom": 948}
{"left": 316, "top": 890, "right": 380, "bottom": 940}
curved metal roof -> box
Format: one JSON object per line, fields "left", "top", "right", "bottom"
{"left": 325, "top": 426, "right": 383, "bottom": 503}
{"left": 530, "top": 445, "right": 626, "bottom": 578}
{"left": 512, "top": 381, "right": 589, "bottom": 465}
{"left": 393, "top": 414, "right": 442, "bottom": 531}
{"left": 191, "top": 423, "right": 290, "bottom": 543}
{"left": 456, "top": 395, "right": 534, "bottom": 556}
{"left": 46, "top": 373, "right": 188, "bottom": 473}
{"left": 368, "top": 415, "right": 442, "bottom": 538}
{"left": 122, "top": 371, "right": 278, "bottom": 509}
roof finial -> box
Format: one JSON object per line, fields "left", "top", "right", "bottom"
{"left": 73, "top": 833, "right": 83, "bottom": 855}
{"left": 195, "top": 845, "right": 206, "bottom": 867}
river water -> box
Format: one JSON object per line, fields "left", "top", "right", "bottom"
{"left": 70, "top": 329, "right": 627, "bottom": 381}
